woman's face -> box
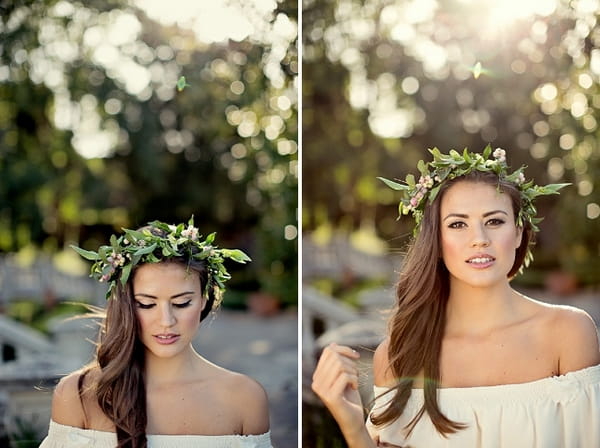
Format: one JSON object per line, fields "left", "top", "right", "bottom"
{"left": 440, "top": 181, "right": 523, "bottom": 289}
{"left": 132, "top": 262, "right": 206, "bottom": 359}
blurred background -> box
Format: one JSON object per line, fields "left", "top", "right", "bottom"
{"left": 0, "top": 0, "right": 297, "bottom": 446}
{"left": 302, "top": 0, "right": 600, "bottom": 446}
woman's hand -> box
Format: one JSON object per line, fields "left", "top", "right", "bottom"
{"left": 312, "top": 343, "right": 375, "bottom": 447}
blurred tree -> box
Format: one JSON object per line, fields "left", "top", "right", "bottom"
{"left": 303, "top": 0, "right": 600, "bottom": 285}
{"left": 0, "top": 0, "right": 298, "bottom": 304}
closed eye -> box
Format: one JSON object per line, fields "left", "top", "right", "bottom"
{"left": 173, "top": 300, "right": 192, "bottom": 308}
{"left": 135, "top": 301, "right": 155, "bottom": 309}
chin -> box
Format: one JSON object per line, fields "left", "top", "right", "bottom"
{"left": 143, "top": 339, "right": 188, "bottom": 358}
{"left": 147, "top": 347, "right": 186, "bottom": 359}
{"left": 451, "top": 271, "right": 510, "bottom": 289}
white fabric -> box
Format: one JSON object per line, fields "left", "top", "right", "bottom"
{"left": 366, "top": 364, "right": 600, "bottom": 447}
{"left": 39, "top": 420, "right": 272, "bottom": 448}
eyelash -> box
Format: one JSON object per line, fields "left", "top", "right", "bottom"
{"left": 448, "top": 221, "right": 466, "bottom": 229}
{"left": 135, "top": 300, "right": 192, "bottom": 309}
{"left": 447, "top": 218, "right": 505, "bottom": 229}
{"left": 174, "top": 301, "right": 192, "bottom": 308}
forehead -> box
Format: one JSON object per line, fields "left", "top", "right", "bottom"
{"left": 440, "top": 181, "right": 514, "bottom": 215}
{"left": 132, "top": 262, "right": 200, "bottom": 292}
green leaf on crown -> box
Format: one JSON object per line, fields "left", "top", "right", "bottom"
{"left": 462, "top": 148, "right": 472, "bottom": 163}
{"left": 123, "top": 229, "right": 146, "bottom": 243}
{"left": 417, "top": 159, "right": 428, "bottom": 177}
{"left": 120, "top": 263, "right": 132, "bottom": 285}
{"left": 70, "top": 245, "right": 100, "bottom": 261}
{"left": 222, "top": 249, "right": 251, "bottom": 263}
{"left": 429, "top": 184, "right": 441, "bottom": 203}
{"left": 377, "top": 177, "right": 408, "bottom": 191}
{"left": 482, "top": 144, "right": 492, "bottom": 159}
{"left": 134, "top": 243, "right": 157, "bottom": 256}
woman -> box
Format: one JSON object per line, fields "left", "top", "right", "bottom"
{"left": 312, "top": 147, "right": 600, "bottom": 447}
{"left": 40, "top": 217, "right": 272, "bottom": 447}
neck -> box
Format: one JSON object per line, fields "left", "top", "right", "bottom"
{"left": 143, "top": 344, "right": 200, "bottom": 386}
{"left": 445, "top": 279, "right": 518, "bottom": 337}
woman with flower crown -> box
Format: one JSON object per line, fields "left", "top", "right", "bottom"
{"left": 312, "top": 146, "right": 600, "bottom": 447}
{"left": 39, "top": 217, "right": 272, "bottom": 448}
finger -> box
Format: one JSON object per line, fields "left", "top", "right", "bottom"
{"left": 317, "top": 344, "right": 358, "bottom": 369}
{"left": 327, "top": 343, "right": 360, "bottom": 359}
{"left": 331, "top": 371, "right": 359, "bottom": 399}
{"left": 313, "top": 351, "right": 359, "bottom": 388}
{"left": 312, "top": 365, "right": 355, "bottom": 398}
{"left": 313, "top": 356, "right": 360, "bottom": 398}
{"left": 314, "top": 344, "right": 360, "bottom": 377}
{"left": 315, "top": 351, "right": 359, "bottom": 379}
{"left": 320, "top": 370, "right": 360, "bottom": 406}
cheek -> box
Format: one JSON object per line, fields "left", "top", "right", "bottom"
{"left": 440, "top": 231, "right": 462, "bottom": 261}
{"left": 180, "top": 303, "right": 204, "bottom": 328}
{"left": 503, "top": 229, "right": 522, "bottom": 253}
{"left": 135, "top": 309, "right": 152, "bottom": 334}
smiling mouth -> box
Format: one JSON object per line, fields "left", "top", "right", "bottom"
{"left": 466, "top": 256, "right": 495, "bottom": 264}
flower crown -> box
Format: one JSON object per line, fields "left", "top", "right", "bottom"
{"left": 378, "top": 145, "right": 569, "bottom": 264}
{"left": 71, "top": 216, "right": 251, "bottom": 300}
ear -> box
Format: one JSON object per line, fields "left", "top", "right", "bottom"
{"left": 514, "top": 225, "right": 524, "bottom": 249}
{"left": 200, "top": 296, "right": 208, "bottom": 312}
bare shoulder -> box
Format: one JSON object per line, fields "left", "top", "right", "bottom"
{"left": 208, "top": 366, "right": 269, "bottom": 435}
{"left": 51, "top": 370, "right": 86, "bottom": 427}
{"left": 549, "top": 305, "right": 600, "bottom": 373}
{"left": 229, "top": 371, "right": 269, "bottom": 434}
{"left": 525, "top": 297, "right": 600, "bottom": 373}
{"left": 221, "top": 369, "right": 268, "bottom": 404}
{"left": 373, "top": 338, "right": 394, "bottom": 387}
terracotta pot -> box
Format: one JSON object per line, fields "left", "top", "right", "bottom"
{"left": 247, "top": 292, "right": 281, "bottom": 317}
{"left": 545, "top": 271, "right": 578, "bottom": 296}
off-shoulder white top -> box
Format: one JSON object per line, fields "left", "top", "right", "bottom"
{"left": 366, "top": 364, "right": 600, "bottom": 447}
{"left": 39, "top": 420, "right": 272, "bottom": 448}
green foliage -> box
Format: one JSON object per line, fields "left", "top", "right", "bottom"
{"left": 8, "top": 416, "right": 43, "bottom": 448}
{"left": 302, "top": 401, "right": 347, "bottom": 448}
{"left": 0, "top": 0, "right": 298, "bottom": 303}
{"left": 7, "top": 300, "right": 87, "bottom": 334}
{"left": 303, "top": 0, "right": 600, "bottom": 285}
{"left": 378, "top": 146, "right": 568, "bottom": 250}
{"left": 72, "top": 216, "right": 251, "bottom": 300}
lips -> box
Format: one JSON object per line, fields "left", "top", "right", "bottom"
{"left": 153, "top": 333, "right": 180, "bottom": 345}
{"left": 466, "top": 254, "right": 495, "bottom": 267}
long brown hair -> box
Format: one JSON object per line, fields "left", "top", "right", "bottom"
{"left": 83, "top": 227, "right": 217, "bottom": 448}
{"left": 370, "top": 171, "right": 533, "bottom": 436}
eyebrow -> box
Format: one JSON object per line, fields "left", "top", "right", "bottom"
{"left": 133, "top": 291, "right": 195, "bottom": 299}
{"left": 443, "top": 210, "right": 509, "bottom": 222}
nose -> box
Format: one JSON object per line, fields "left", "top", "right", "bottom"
{"left": 470, "top": 222, "right": 490, "bottom": 248}
{"left": 159, "top": 303, "right": 176, "bottom": 328}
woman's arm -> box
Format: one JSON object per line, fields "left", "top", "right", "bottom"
{"left": 311, "top": 343, "right": 377, "bottom": 448}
